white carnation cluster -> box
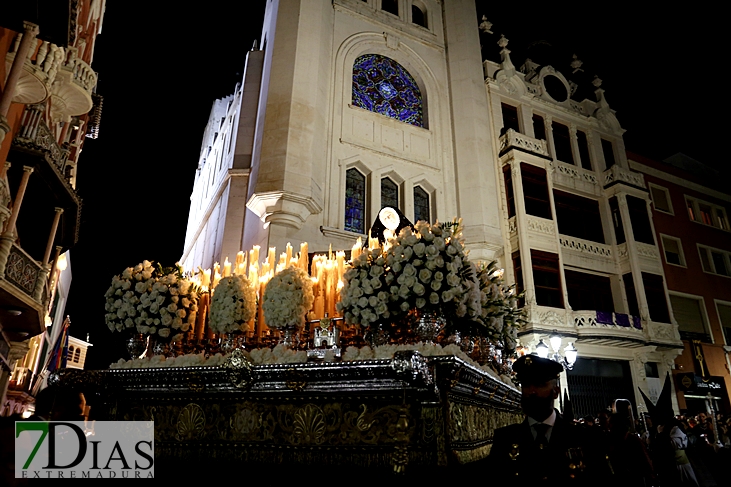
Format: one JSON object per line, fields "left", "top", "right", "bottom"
{"left": 104, "top": 262, "right": 199, "bottom": 342}
{"left": 209, "top": 274, "right": 257, "bottom": 334}
{"left": 262, "top": 266, "right": 314, "bottom": 329}
{"left": 336, "top": 247, "right": 390, "bottom": 327}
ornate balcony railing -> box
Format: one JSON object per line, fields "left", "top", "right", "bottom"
{"left": 559, "top": 234, "right": 612, "bottom": 259}
{"left": 499, "top": 129, "right": 549, "bottom": 157}
{"left": 573, "top": 310, "right": 643, "bottom": 330}
{"left": 602, "top": 165, "right": 645, "bottom": 188}
{"left": 553, "top": 160, "right": 599, "bottom": 185}
{"left": 5, "top": 36, "right": 64, "bottom": 105}
{"left": 2, "top": 242, "right": 47, "bottom": 304}
{"left": 8, "top": 366, "right": 34, "bottom": 393}
{"left": 526, "top": 215, "right": 556, "bottom": 236}
{"left": 12, "top": 104, "right": 71, "bottom": 173}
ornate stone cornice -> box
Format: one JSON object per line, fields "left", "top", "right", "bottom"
{"left": 247, "top": 190, "right": 323, "bottom": 230}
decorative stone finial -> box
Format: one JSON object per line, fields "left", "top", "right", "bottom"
{"left": 592, "top": 75, "right": 603, "bottom": 88}
{"left": 479, "top": 15, "right": 493, "bottom": 34}
{"left": 497, "top": 35, "right": 515, "bottom": 74}
{"left": 571, "top": 54, "right": 583, "bottom": 74}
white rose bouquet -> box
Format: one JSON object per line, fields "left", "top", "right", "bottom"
{"left": 337, "top": 247, "right": 391, "bottom": 328}
{"left": 104, "top": 260, "right": 156, "bottom": 334}
{"left": 105, "top": 262, "right": 200, "bottom": 342}
{"left": 209, "top": 274, "right": 257, "bottom": 334}
{"left": 262, "top": 266, "right": 314, "bottom": 329}
{"left": 385, "top": 219, "right": 476, "bottom": 324}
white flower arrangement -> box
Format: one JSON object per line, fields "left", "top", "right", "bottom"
{"left": 384, "top": 219, "right": 477, "bottom": 321}
{"left": 474, "top": 260, "right": 525, "bottom": 352}
{"left": 104, "top": 260, "right": 156, "bottom": 334}
{"left": 109, "top": 344, "right": 308, "bottom": 369}
{"left": 336, "top": 247, "right": 391, "bottom": 328}
{"left": 209, "top": 274, "right": 257, "bottom": 334}
{"left": 104, "top": 262, "right": 199, "bottom": 342}
{"left": 262, "top": 266, "right": 314, "bottom": 329}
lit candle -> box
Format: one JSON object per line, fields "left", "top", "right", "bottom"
{"left": 300, "top": 242, "right": 308, "bottom": 271}
{"left": 286, "top": 242, "right": 293, "bottom": 268}
{"left": 336, "top": 251, "right": 345, "bottom": 282}
{"left": 223, "top": 257, "right": 232, "bottom": 277}
{"left": 314, "top": 279, "right": 325, "bottom": 318}
{"left": 196, "top": 293, "right": 208, "bottom": 341}
{"left": 249, "top": 261, "right": 259, "bottom": 289}
{"left": 267, "top": 247, "right": 276, "bottom": 270}
{"left": 213, "top": 269, "right": 222, "bottom": 289}
{"left": 201, "top": 269, "right": 211, "bottom": 289}
{"left": 250, "top": 246, "right": 260, "bottom": 270}
{"left": 351, "top": 238, "right": 362, "bottom": 262}
{"left": 336, "top": 280, "right": 344, "bottom": 317}
{"left": 369, "top": 237, "right": 379, "bottom": 250}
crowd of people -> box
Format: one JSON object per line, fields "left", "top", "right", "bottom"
{"left": 572, "top": 407, "right": 731, "bottom": 486}
{"left": 484, "top": 354, "right": 731, "bottom": 486}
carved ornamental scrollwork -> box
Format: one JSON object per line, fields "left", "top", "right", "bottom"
{"left": 554, "top": 161, "right": 598, "bottom": 184}
{"left": 392, "top": 350, "right": 432, "bottom": 387}
{"left": 526, "top": 216, "right": 555, "bottom": 236}
{"left": 223, "top": 348, "right": 254, "bottom": 390}
{"left": 559, "top": 236, "right": 612, "bottom": 258}
{"left": 603, "top": 166, "right": 645, "bottom": 188}
{"left": 636, "top": 242, "right": 659, "bottom": 260}
{"left": 5, "top": 244, "right": 41, "bottom": 297}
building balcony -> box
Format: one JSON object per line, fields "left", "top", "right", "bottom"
{"left": 602, "top": 165, "right": 645, "bottom": 189}
{"left": 0, "top": 241, "right": 48, "bottom": 342}
{"left": 552, "top": 161, "right": 601, "bottom": 196}
{"left": 499, "top": 129, "right": 549, "bottom": 158}
{"left": 4, "top": 37, "right": 64, "bottom": 105}
{"left": 616, "top": 242, "right": 662, "bottom": 274}
{"left": 559, "top": 234, "right": 613, "bottom": 271}
{"left": 520, "top": 306, "right": 681, "bottom": 351}
{"left": 8, "top": 365, "right": 34, "bottom": 393}
{"left": 10, "top": 104, "right": 81, "bottom": 252}
{"left": 50, "top": 48, "right": 97, "bottom": 120}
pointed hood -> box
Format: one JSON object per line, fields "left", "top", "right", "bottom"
{"left": 638, "top": 372, "right": 674, "bottom": 424}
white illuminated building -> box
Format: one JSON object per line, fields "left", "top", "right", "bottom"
{"left": 181, "top": 0, "right": 685, "bottom": 416}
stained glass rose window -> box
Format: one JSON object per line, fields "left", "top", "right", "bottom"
{"left": 352, "top": 54, "right": 423, "bottom": 127}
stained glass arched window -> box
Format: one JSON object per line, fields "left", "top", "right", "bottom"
{"left": 414, "top": 186, "right": 430, "bottom": 223}
{"left": 345, "top": 168, "right": 366, "bottom": 234}
{"left": 381, "top": 177, "right": 399, "bottom": 209}
{"left": 352, "top": 54, "right": 423, "bottom": 127}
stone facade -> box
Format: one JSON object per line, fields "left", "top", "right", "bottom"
{"left": 181, "top": 1, "right": 710, "bottom": 416}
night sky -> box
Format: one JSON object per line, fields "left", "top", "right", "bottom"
{"left": 65, "top": 1, "right": 725, "bottom": 369}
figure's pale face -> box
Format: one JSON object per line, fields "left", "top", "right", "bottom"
{"left": 378, "top": 207, "right": 400, "bottom": 230}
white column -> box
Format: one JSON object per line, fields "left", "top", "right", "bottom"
{"left": 617, "top": 193, "right": 650, "bottom": 322}
{"left": 569, "top": 123, "right": 581, "bottom": 168}
{"left": 42, "top": 208, "right": 64, "bottom": 266}
{"left": 544, "top": 115, "right": 555, "bottom": 161}
{"left": 0, "top": 22, "right": 39, "bottom": 146}
{"left": 0, "top": 166, "right": 34, "bottom": 279}
{"left": 0, "top": 22, "right": 39, "bottom": 118}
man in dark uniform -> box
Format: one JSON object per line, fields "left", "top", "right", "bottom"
{"left": 488, "top": 354, "right": 591, "bottom": 484}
